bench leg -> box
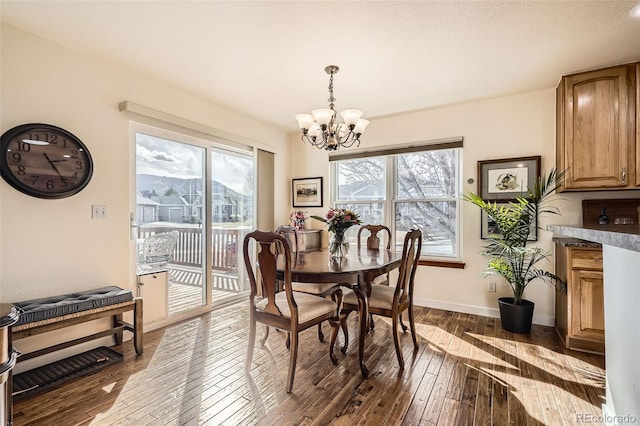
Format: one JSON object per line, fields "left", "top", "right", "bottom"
{"left": 112, "top": 313, "right": 124, "bottom": 345}
{"left": 134, "top": 298, "right": 144, "bottom": 355}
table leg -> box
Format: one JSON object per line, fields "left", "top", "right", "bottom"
{"left": 354, "top": 276, "right": 370, "bottom": 377}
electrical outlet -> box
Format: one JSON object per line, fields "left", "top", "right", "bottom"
{"left": 488, "top": 281, "right": 496, "bottom": 292}
{"left": 92, "top": 205, "right": 108, "bottom": 219}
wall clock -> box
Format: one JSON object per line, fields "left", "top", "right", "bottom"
{"left": 0, "top": 123, "right": 93, "bottom": 199}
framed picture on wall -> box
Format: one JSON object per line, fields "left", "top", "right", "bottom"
{"left": 477, "top": 156, "right": 541, "bottom": 201}
{"left": 480, "top": 203, "right": 538, "bottom": 241}
{"left": 292, "top": 177, "right": 323, "bottom": 208}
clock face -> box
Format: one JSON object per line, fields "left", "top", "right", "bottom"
{"left": 0, "top": 123, "right": 93, "bottom": 199}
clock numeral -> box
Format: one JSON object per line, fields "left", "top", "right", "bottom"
{"left": 15, "top": 141, "right": 31, "bottom": 152}
{"left": 30, "top": 175, "right": 40, "bottom": 185}
{"left": 46, "top": 180, "right": 54, "bottom": 190}
{"left": 75, "top": 160, "right": 83, "bottom": 170}
{"left": 72, "top": 171, "right": 78, "bottom": 180}
{"left": 17, "top": 165, "right": 26, "bottom": 176}
{"left": 69, "top": 149, "right": 79, "bottom": 159}
{"left": 60, "top": 177, "right": 68, "bottom": 187}
{"left": 49, "top": 134, "right": 58, "bottom": 144}
{"left": 11, "top": 152, "right": 21, "bottom": 163}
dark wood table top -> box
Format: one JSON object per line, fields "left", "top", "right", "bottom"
{"left": 278, "top": 248, "right": 403, "bottom": 284}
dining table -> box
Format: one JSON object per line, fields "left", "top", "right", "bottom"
{"left": 276, "top": 247, "right": 403, "bottom": 377}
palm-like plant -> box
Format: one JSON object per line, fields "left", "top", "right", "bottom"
{"left": 464, "top": 168, "right": 566, "bottom": 305}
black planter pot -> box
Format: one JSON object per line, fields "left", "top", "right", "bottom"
{"left": 498, "top": 297, "right": 535, "bottom": 334}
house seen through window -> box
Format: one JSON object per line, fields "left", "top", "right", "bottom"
{"left": 331, "top": 141, "right": 462, "bottom": 258}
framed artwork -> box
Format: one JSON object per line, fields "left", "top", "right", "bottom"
{"left": 480, "top": 203, "right": 538, "bottom": 241}
{"left": 292, "top": 177, "right": 323, "bottom": 208}
{"left": 477, "top": 156, "right": 541, "bottom": 201}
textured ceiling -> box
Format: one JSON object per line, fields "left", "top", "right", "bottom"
{"left": 2, "top": 1, "right": 640, "bottom": 131}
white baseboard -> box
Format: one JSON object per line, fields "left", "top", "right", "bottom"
{"left": 413, "top": 296, "right": 555, "bottom": 327}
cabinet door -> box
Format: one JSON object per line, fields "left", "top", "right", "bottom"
{"left": 138, "top": 271, "right": 168, "bottom": 324}
{"left": 562, "top": 66, "right": 631, "bottom": 189}
{"left": 636, "top": 63, "right": 640, "bottom": 187}
{"left": 569, "top": 269, "right": 605, "bottom": 341}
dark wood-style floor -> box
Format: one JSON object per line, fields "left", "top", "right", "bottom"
{"left": 13, "top": 302, "right": 605, "bottom": 425}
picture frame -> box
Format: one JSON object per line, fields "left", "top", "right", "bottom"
{"left": 480, "top": 203, "right": 538, "bottom": 241}
{"left": 477, "top": 156, "right": 541, "bottom": 201}
{"left": 292, "top": 177, "right": 323, "bottom": 208}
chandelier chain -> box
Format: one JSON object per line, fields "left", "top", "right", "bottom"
{"left": 328, "top": 71, "right": 335, "bottom": 110}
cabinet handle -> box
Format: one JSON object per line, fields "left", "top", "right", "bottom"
{"left": 621, "top": 168, "right": 627, "bottom": 184}
{"left": 594, "top": 257, "right": 603, "bottom": 262}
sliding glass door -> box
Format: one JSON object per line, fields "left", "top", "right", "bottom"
{"left": 211, "top": 148, "right": 253, "bottom": 305}
{"left": 134, "top": 125, "right": 255, "bottom": 317}
{"left": 136, "top": 132, "right": 207, "bottom": 315}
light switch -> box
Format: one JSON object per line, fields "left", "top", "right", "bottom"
{"left": 92, "top": 205, "right": 108, "bottom": 219}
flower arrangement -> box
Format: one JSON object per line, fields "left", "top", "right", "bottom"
{"left": 289, "top": 210, "right": 308, "bottom": 230}
{"left": 311, "top": 208, "right": 361, "bottom": 233}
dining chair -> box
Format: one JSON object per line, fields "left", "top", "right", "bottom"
{"left": 339, "top": 229, "right": 422, "bottom": 369}
{"left": 356, "top": 224, "right": 409, "bottom": 333}
{"left": 243, "top": 230, "right": 342, "bottom": 393}
{"left": 275, "top": 226, "right": 342, "bottom": 344}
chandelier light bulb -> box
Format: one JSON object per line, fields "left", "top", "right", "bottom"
{"left": 340, "top": 109, "right": 363, "bottom": 127}
{"left": 295, "top": 114, "right": 314, "bottom": 131}
{"left": 294, "top": 65, "right": 367, "bottom": 151}
{"left": 353, "top": 119, "right": 370, "bottom": 135}
{"left": 311, "top": 109, "right": 334, "bottom": 126}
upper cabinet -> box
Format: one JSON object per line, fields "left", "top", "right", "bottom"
{"left": 556, "top": 62, "right": 638, "bottom": 192}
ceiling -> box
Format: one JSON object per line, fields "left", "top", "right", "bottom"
{"left": 2, "top": 1, "right": 640, "bottom": 131}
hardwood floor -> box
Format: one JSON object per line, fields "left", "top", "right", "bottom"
{"left": 13, "top": 302, "right": 605, "bottom": 425}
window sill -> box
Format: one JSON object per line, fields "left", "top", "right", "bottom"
{"left": 418, "top": 259, "right": 466, "bottom": 269}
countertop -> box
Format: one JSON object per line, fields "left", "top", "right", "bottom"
{"left": 547, "top": 224, "right": 640, "bottom": 252}
{"left": 552, "top": 237, "right": 601, "bottom": 248}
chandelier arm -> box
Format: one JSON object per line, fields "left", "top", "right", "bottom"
{"left": 337, "top": 131, "right": 357, "bottom": 148}
{"left": 301, "top": 134, "right": 327, "bottom": 150}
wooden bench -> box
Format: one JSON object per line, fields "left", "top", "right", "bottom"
{"left": 11, "top": 286, "right": 143, "bottom": 362}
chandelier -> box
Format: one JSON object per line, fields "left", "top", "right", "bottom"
{"left": 295, "top": 65, "right": 369, "bottom": 151}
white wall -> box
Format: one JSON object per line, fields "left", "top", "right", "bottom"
{"left": 0, "top": 24, "right": 289, "bottom": 364}
{"left": 287, "top": 89, "right": 640, "bottom": 326}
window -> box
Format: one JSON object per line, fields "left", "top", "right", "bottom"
{"left": 331, "top": 140, "right": 462, "bottom": 258}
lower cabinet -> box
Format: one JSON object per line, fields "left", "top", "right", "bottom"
{"left": 555, "top": 245, "right": 605, "bottom": 354}
{"left": 137, "top": 271, "right": 169, "bottom": 325}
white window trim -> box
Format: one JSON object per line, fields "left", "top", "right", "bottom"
{"left": 330, "top": 142, "right": 463, "bottom": 261}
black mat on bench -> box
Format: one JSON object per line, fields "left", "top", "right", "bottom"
{"left": 13, "top": 286, "right": 134, "bottom": 326}
{"left": 12, "top": 346, "right": 123, "bottom": 401}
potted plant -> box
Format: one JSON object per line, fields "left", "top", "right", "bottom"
{"left": 464, "top": 168, "right": 565, "bottom": 333}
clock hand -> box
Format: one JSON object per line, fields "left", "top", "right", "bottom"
{"left": 43, "top": 153, "right": 65, "bottom": 179}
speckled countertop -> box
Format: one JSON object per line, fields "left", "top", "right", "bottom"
{"left": 552, "top": 237, "right": 602, "bottom": 248}
{"left": 548, "top": 225, "right": 640, "bottom": 252}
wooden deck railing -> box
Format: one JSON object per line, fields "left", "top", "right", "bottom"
{"left": 139, "top": 227, "right": 240, "bottom": 271}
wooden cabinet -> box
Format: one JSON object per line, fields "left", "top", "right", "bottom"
{"left": 0, "top": 304, "right": 19, "bottom": 425}
{"left": 137, "top": 271, "right": 168, "bottom": 324}
{"left": 636, "top": 63, "right": 640, "bottom": 187}
{"left": 555, "top": 245, "right": 605, "bottom": 354}
{"left": 556, "top": 62, "right": 639, "bottom": 191}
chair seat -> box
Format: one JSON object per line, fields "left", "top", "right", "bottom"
{"left": 256, "top": 292, "right": 337, "bottom": 324}
{"left": 371, "top": 274, "right": 389, "bottom": 286}
{"left": 343, "top": 284, "right": 399, "bottom": 311}
{"left": 291, "top": 281, "right": 339, "bottom": 296}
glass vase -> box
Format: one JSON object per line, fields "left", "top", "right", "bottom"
{"left": 328, "top": 229, "right": 349, "bottom": 258}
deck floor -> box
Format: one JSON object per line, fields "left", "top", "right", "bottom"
{"left": 13, "top": 302, "right": 606, "bottom": 425}
{"left": 167, "top": 265, "right": 246, "bottom": 315}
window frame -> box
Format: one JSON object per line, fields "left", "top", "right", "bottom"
{"left": 330, "top": 140, "right": 463, "bottom": 261}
